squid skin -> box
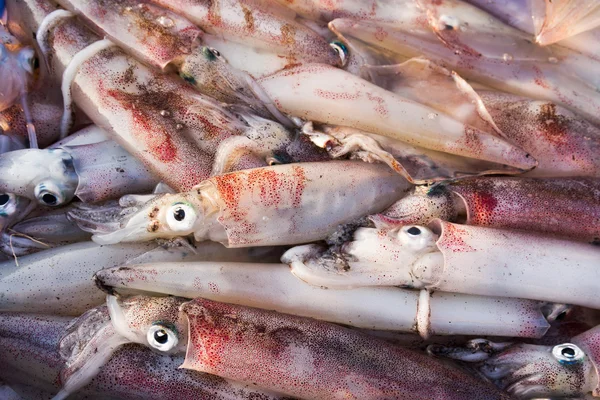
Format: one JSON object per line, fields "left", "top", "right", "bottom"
{"left": 0, "top": 140, "right": 158, "bottom": 207}
{"left": 259, "top": 63, "right": 536, "bottom": 171}
{"left": 71, "top": 161, "right": 410, "bottom": 247}
{"left": 0, "top": 313, "right": 288, "bottom": 400}
{"left": 430, "top": 325, "right": 600, "bottom": 399}
{"left": 94, "top": 261, "right": 550, "bottom": 338}
{"left": 329, "top": 2, "right": 600, "bottom": 126}
{"left": 377, "top": 177, "right": 600, "bottom": 244}
{"left": 149, "top": 0, "right": 341, "bottom": 66}
{"left": 0, "top": 240, "right": 284, "bottom": 316}
{"left": 534, "top": 1, "right": 600, "bottom": 46}
{"left": 59, "top": 295, "right": 510, "bottom": 400}
{"left": 284, "top": 220, "right": 600, "bottom": 308}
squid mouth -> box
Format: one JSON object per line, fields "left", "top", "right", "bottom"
{"left": 67, "top": 196, "right": 159, "bottom": 244}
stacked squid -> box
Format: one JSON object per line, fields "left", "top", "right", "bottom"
{"left": 0, "top": 0, "right": 599, "bottom": 398}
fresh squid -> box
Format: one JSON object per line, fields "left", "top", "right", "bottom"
{"left": 258, "top": 63, "right": 536, "bottom": 174}
{"left": 95, "top": 261, "right": 551, "bottom": 338}
{"left": 56, "top": 294, "right": 511, "bottom": 399}
{"left": 376, "top": 177, "right": 600, "bottom": 244}
{"left": 0, "top": 240, "right": 284, "bottom": 315}
{"left": 18, "top": 0, "right": 298, "bottom": 191}
{"left": 533, "top": 0, "right": 600, "bottom": 46}
{"left": 283, "top": 220, "right": 600, "bottom": 308}
{"left": 53, "top": 0, "right": 290, "bottom": 124}
{"left": 68, "top": 161, "right": 410, "bottom": 246}
{"left": 0, "top": 312, "right": 287, "bottom": 400}
{"left": 429, "top": 324, "right": 600, "bottom": 399}
{"left": 329, "top": 1, "right": 600, "bottom": 126}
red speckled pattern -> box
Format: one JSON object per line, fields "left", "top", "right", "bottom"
{"left": 449, "top": 177, "right": 600, "bottom": 243}
{"left": 207, "top": 161, "right": 408, "bottom": 247}
{"left": 181, "top": 297, "right": 510, "bottom": 399}
{"left": 574, "top": 326, "right": 600, "bottom": 396}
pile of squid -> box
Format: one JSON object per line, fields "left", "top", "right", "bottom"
{"left": 1, "top": 0, "right": 600, "bottom": 398}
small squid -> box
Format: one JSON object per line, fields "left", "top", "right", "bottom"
{"left": 68, "top": 161, "right": 410, "bottom": 246}
{"left": 429, "top": 324, "right": 600, "bottom": 399}
{"left": 95, "top": 261, "right": 552, "bottom": 339}
{"left": 56, "top": 294, "right": 512, "bottom": 399}
{"left": 284, "top": 220, "right": 600, "bottom": 308}
{"left": 258, "top": 63, "right": 536, "bottom": 172}
{"left": 0, "top": 312, "right": 287, "bottom": 400}
{"left": 377, "top": 177, "right": 600, "bottom": 244}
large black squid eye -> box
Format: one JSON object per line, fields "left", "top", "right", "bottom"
{"left": 173, "top": 207, "right": 185, "bottom": 221}
{"left": 154, "top": 329, "right": 169, "bottom": 344}
{"left": 42, "top": 193, "right": 58, "bottom": 205}
{"left": 0, "top": 194, "right": 9, "bottom": 206}
{"left": 407, "top": 227, "right": 422, "bottom": 236}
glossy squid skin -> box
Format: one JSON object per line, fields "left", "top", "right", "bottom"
{"left": 0, "top": 312, "right": 288, "bottom": 400}
{"left": 379, "top": 177, "right": 600, "bottom": 244}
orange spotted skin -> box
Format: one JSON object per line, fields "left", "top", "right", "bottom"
{"left": 447, "top": 177, "right": 600, "bottom": 244}
{"left": 182, "top": 298, "right": 511, "bottom": 400}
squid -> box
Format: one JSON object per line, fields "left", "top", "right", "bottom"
{"left": 0, "top": 20, "right": 39, "bottom": 147}
{"left": 533, "top": 0, "right": 600, "bottom": 46}
{"left": 68, "top": 161, "right": 410, "bottom": 246}
{"left": 0, "top": 240, "right": 284, "bottom": 315}
{"left": 376, "top": 177, "right": 600, "bottom": 244}
{"left": 52, "top": 0, "right": 291, "bottom": 124}
{"left": 0, "top": 312, "right": 287, "bottom": 400}
{"left": 353, "top": 58, "right": 600, "bottom": 178}
{"left": 95, "top": 261, "right": 552, "bottom": 338}
{"left": 329, "top": 0, "right": 600, "bottom": 126}
{"left": 283, "top": 219, "right": 600, "bottom": 308}
{"left": 17, "top": 0, "right": 299, "bottom": 191}
{"left": 258, "top": 63, "right": 536, "bottom": 173}
{"left": 149, "top": 0, "right": 342, "bottom": 67}
{"left": 429, "top": 324, "right": 600, "bottom": 399}
{"left": 56, "top": 294, "right": 512, "bottom": 399}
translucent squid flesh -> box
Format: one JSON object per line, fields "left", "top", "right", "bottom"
{"left": 329, "top": 1, "right": 600, "bottom": 126}
{"left": 0, "top": 240, "right": 284, "bottom": 315}
{"left": 94, "top": 261, "right": 551, "bottom": 338}
{"left": 69, "top": 161, "right": 410, "bottom": 246}
{"left": 57, "top": 295, "right": 511, "bottom": 400}
{"left": 149, "top": 0, "right": 341, "bottom": 66}
{"left": 429, "top": 324, "right": 600, "bottom": 399}
{"left": 534, "top": 0, "right": 600, "bottom": 46}
{"left": 0, "top": 139, "right": 158, "bottom": 207}
{"left": 377, "top": 177, "right": 600, "bottom": 244}
{"left": 284, "top": 219, "right": 600, "bottom": 308}
{"left": 0, "top": 312, "right": 287, "bottom": 400}
{"left": 258, "top": 63, "right": 536, "bottom": 172}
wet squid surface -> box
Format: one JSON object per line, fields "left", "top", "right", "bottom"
{"left": 1, "top": 0, "right": 600, "bottom": 399}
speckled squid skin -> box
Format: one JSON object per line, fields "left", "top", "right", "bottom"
{"left": 203, "top": 161, "right": 410, "bottom": 246}
{"left": 0, "top": 313, "right": 289, "bottom": 399}
{"left": 27, "top": 3, "right": 249, "bottom": 191}
{"left": 181, "top": 297, "right": 511, "bottom": 399}
{"left": 380, "top": 177, "right": 600, "bottom": 243}
{"left": 150, "top": 0, "right": 340, "bottom": 66}
{"left": 574, "top": 326, "right": 600, "bottom": 396}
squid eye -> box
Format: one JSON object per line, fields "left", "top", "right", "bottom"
{"left": 34, "top": 182, "right": 65, "bottom": 206}
{"left": 406, "top": 226, "right": 421, "bottom": 236}
{"left": 147, "top": 323, "right": 179, "bottom": 352}
{"left": 166, "top": 202, "right": 197, "bottom": 232}
{"left": 0, "top": 193, "right": 17, "bottom": 216}
{"left": 552, "top": 343, "right": 585, "bottom": 365}
{"left": 330, "top": 40, "right": 348, "bottom": 67}
{"left": 18, "top": 48, "right": 38, "bottom": 74}
{"left": 202, "top": 46, "right": 222, "bottom": 61}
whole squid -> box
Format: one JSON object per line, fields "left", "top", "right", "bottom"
{"left": 95, "top": 261, "right": 551, "bottom": 338}
{"left": 284, "top": 219, "right": 600, "bottom": 308}
{"left": 69, "top": 161, "right": 410, "bottom": 246}
{"left": 57, "top": 294, "right": 511, "bottom": 399}
{"left": 377, "top": 177, "right": 600, "bottom": 244}
{"left": 429, "top": 324, "right": 600, "bottom": 399}
{"left": 0, "top": 312, "right": 287, "bottom": 400}
{"left": 259, "top": 63, "right": 536, "bottom": 174}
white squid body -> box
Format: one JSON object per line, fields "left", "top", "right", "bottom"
{"left": 95, "top": 261, "right": 550, "bottom": 338}
{"left": 0, "top": 241, "right": 281, "bottom": 315}
{"left": 259, "top": 64, "right": 535, "bottom": 171}
{"left": 284, "top": 220, "right": 600, "bottom": 308}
